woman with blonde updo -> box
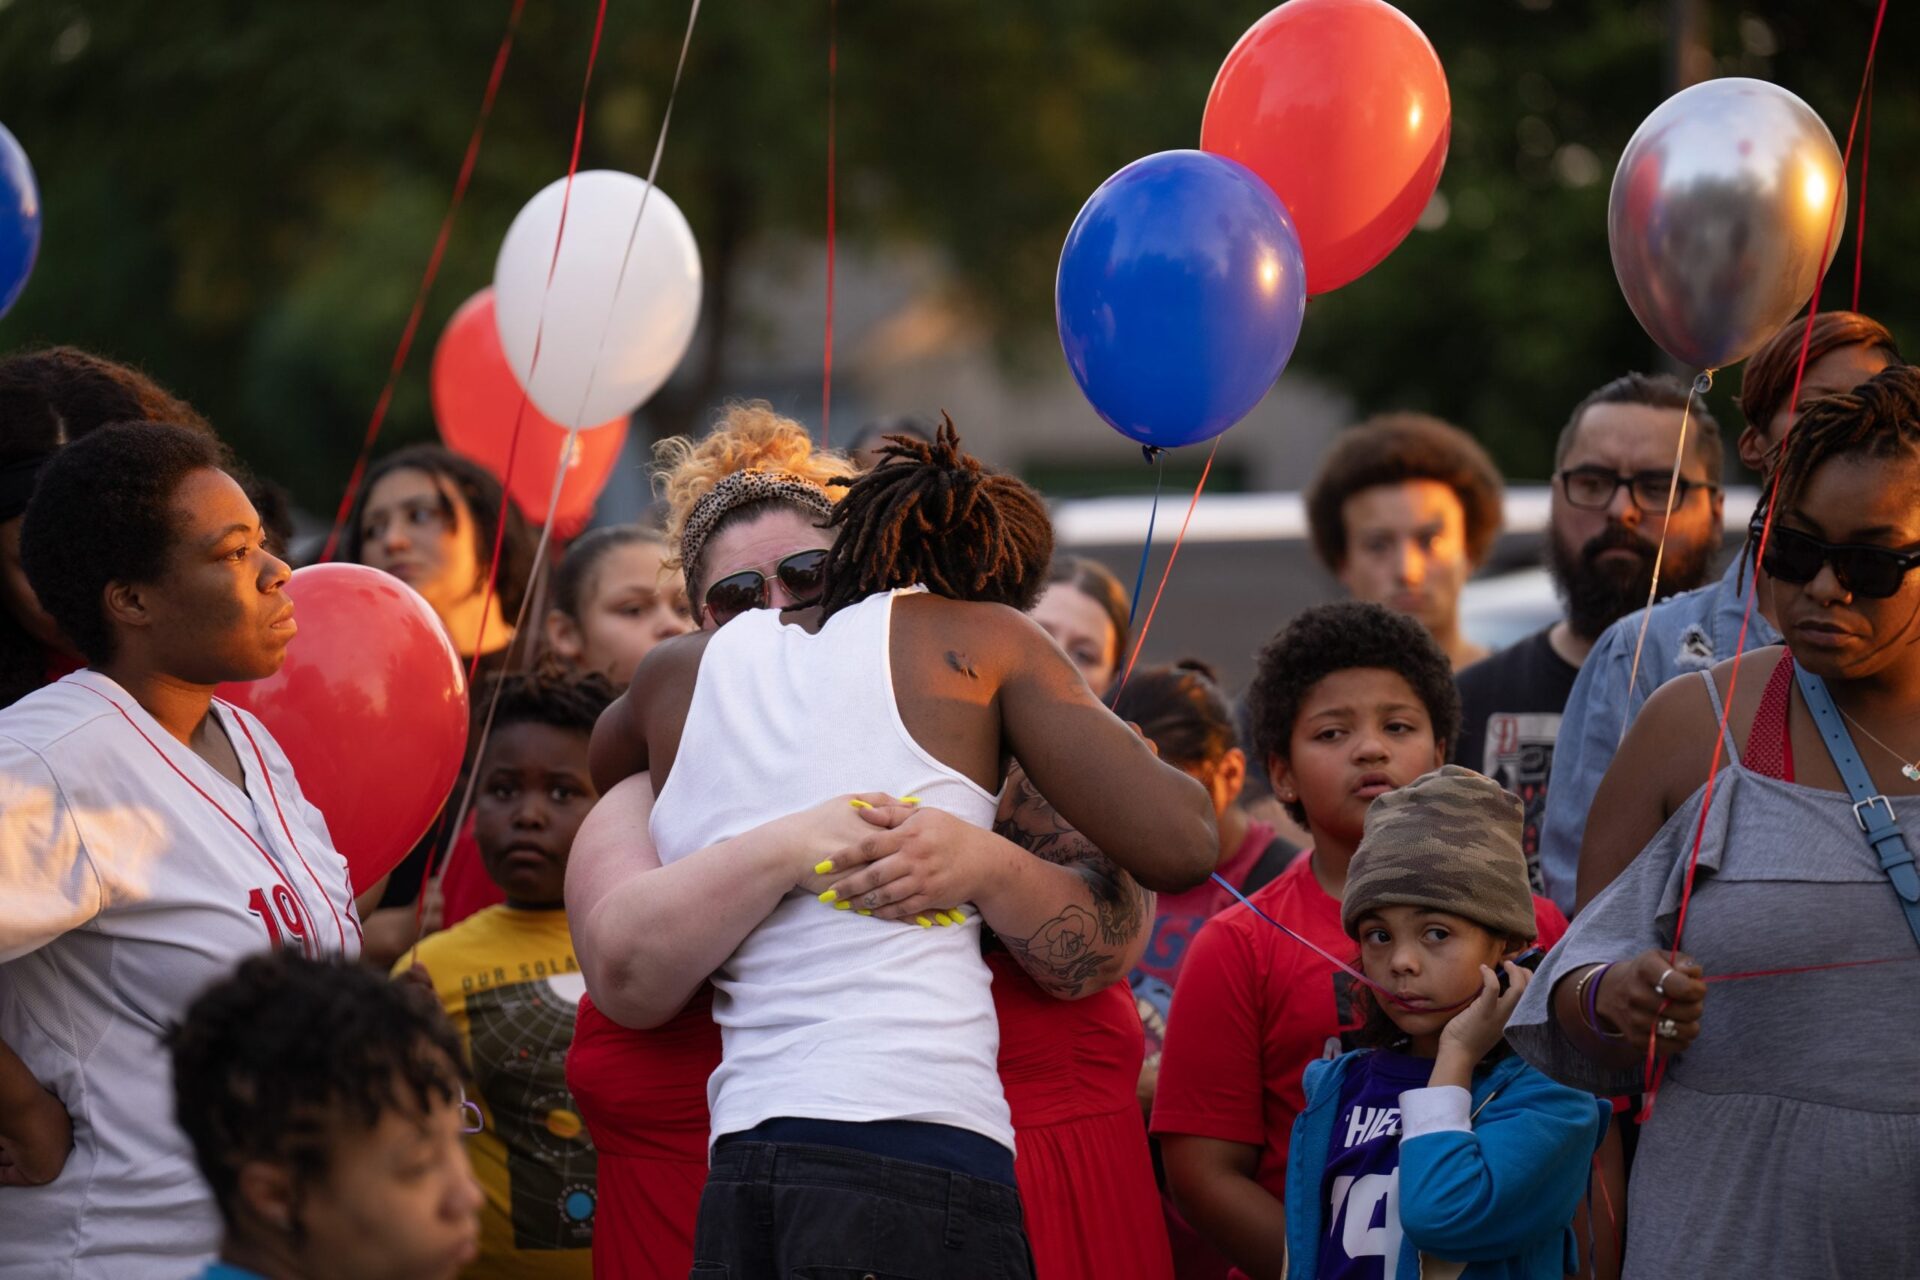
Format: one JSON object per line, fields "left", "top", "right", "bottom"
{"left": 565, "top": 401, "right": 850, "bottom": 1280}
{"left": 653, "top": 401, "right": 854, "bottom": 628}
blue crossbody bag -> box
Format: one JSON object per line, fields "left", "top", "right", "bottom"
{"left": 1794, "top": 661, "right": 1920, "bottom": 950}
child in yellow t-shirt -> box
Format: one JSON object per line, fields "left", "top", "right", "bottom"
{"left": 398, "top": 669, "right": 616, "bottom": 1280}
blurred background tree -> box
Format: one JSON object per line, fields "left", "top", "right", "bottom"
{"left": 0, "top": 0, "right": 1910, "bottom": 511}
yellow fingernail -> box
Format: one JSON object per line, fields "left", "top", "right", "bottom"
{"left": 849, "top": 799, "right": 873, "bottom": 810}
{"left": 901, "top": 795, "right": 922, "bottom": 805}
{"left": 813, "top": 859, "right": 835, "bottom": 875}
{"left": 915, "top": 915, "right": 933, "bottom": 927}
{"left": 857, "top": 908, "right": 873, "bottom": 917}
{"left": 935, "top": 911, "right": 956, "bottom": 926}
{"left": 834, "top": 900, "right": 853, "bottom": 911}
{"left": 818, "top": 890, "right": 838, "bottom": 904}
{"left": 949, "top": 907, "right": 968, "bottom": 923}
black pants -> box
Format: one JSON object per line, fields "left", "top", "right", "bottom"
{"left": 691, "top": 1140, "right": 1035, "bottom": 1280}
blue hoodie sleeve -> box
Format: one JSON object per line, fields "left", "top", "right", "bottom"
{"left": 1394, "top": 1067, "right": 1604, "bottom": 1261}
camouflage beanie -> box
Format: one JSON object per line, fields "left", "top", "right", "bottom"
{"left": 1341, "top": 765, "right": 1535, "bottom": 942}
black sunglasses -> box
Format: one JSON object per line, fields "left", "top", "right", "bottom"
{"left": 703, "top": 549, "right": 829, "bottom": 624}
{"left": 1757, "top": 521, "right": 1920, "bottom": 599}
{"left": 1557, "top": 466, "right": 1717, "bottom": 513}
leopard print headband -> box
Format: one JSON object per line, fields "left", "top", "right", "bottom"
{"left": 680, "top": 469, "right": 835, "bottom": 583}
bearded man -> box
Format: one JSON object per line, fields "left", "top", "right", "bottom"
{"left": 1453, "top": 374, "right": 1723, "bottom": 891}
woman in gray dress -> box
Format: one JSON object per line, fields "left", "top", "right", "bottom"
{"left": 1508, "top": 365, "right": 1920, "bottom": 1278}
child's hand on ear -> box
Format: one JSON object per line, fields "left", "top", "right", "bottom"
{"left": 1434, "top": 962, "right": 1530, "bottom": 1078}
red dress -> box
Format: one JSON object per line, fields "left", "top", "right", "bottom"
{"left": 565, "top": 989, "right": 723, "bottom": 1280}
{"left": 990, "top": 952, "right": 1173, "bottom": 1280}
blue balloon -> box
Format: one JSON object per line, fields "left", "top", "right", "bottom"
{"left": 0, "top": 123, "right": 41, "bottom": 321}
{"left": 1057, "top": 150, "right": 1305, "bottom": 450}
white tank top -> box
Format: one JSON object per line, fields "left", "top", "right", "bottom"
{"left": 649, "top": 589, "right": 1012, "bottom": 1151}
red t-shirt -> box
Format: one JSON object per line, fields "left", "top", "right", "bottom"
{"left": 437, "top": 813, "right": 506, "bottom": 929}
{"left": 1150, "top": 850, "right": 1568, "bottom": 1241}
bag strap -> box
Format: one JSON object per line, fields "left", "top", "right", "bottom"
{"left": 1793, "top": 661, "right": 1920, "bottom": 950}
{"left": 1239, "top": 834, "right": 1299, "bottom": 897}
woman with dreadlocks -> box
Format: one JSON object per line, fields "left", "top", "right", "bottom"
{"left": 1507, "top": 364, "right": 1920, "bottom": 1278}
{"left": 573, "top": 420, "right": 1214, "bottom": 1276}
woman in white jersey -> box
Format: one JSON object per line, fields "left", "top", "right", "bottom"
{"left": 0, "top": 422, "right": 359, "bottom": 1279}
{"left": 579, "top": 423, "right": 1217, "bottom": 1277}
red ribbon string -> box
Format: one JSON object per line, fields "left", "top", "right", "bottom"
{"left": 1703, "top": 953, "right": 1916, "bottom": 984}
{"left": 322, "top": 0, "right": 527, "bottom": 562}
{"left": 1207, "top": 871, "right": 1477, "bottom": 1013}
{"left": 409, "top": 0, "right": 612, "bottom": 948}
{"left": 821, "top": 0, "right": 838, "bottom": 446}
{"left": 1116, "top": 440, "right": 1219, "bottom": 691}
{"left": 1853, "top": 64, "right": 1874, "bottom": 313}
{"left": 1643, "top": 0, "right": 1889, "bottom": 1121}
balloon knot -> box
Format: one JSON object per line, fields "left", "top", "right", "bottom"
{"left": 1141, "top": 445, "right": 1164, "bottom": 465}
{"left": 1693, "top": 371, "right": 1715, "bottom": 395}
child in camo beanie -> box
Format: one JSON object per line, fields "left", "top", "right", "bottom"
{"left": 1281, "top": 765, "right": 1607, "bottom": 1279}
{"left": 1341, "top": 764, "right": 1538, "bottom": 943}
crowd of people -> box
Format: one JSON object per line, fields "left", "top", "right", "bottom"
{"left": 0, "top": 306, "right": 1914, "bottom": 1280}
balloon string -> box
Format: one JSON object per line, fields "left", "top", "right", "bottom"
{"left": 1583, "top": 1148, "right": 1620, "bottom": 1280}
{"left": 1616, "top": 369, "right": 1710, "bottom": 743}
{"left": 1702, "top": 954, "right": 1916, "bottom": 984}
{"left": 458, "top": 0, "right": 609, "bottom": 684}
{"left": 821, "top": 0, "right": 838, "bottom": 446}
{"left": 406, "top": 0, "right": 612, "bottom": 965}
{"left": 562, "top": 0, "right": 702, "bottom": 442}
{"left": 321, "top": 0, "right": 526, "bottom": 562}
{"left": 1116, "top": 440, "right": 1217, "bottom": 694}
{"left": 1125, "top": 454, "right": 1166, "bottom": 626}
{"left": 1642, "top": 0, "right": 1887, "bottom": 1121}
{"left": 424, "top": 0, "right": 703, "bottom": 941}
{"left": 1205, "top": 871, "right": 1472, "bottom": 1012}
{"left": 1852, "top": 64, "right": 1874, "bottom": 313}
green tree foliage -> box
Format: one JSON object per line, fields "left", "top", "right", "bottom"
{"left": 0, "top": 0, "right": 1910, "bottom": 508}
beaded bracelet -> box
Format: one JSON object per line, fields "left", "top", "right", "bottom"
{"left": 1577, "top": 962, "right": 1627, "bottom": 1040}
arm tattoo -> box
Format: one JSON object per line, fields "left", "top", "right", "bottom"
{"left": 988, "top": 767, "right": 1153, "bottom": 999}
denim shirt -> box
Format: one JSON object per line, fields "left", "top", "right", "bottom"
{"left": 1536, "top": 552, "right": 1781, "bottom": 912}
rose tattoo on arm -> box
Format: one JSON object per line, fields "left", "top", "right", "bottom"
{"left": 988, "top": 765, "right": 1153, "bottom": 999}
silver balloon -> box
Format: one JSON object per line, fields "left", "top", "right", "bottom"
{"left": 1609, "top": 77, "right": 1846, "bottom": 370}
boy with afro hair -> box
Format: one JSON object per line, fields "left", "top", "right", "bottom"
{"left": 1151, "top": 602, "right": 1566, "bottom": 1280}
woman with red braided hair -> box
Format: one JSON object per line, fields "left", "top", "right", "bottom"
{"left": 573, "top": 420, "right": 1215, "bottom": 1277}
{"left": 1509, "top": 365, "right": 1920, "bottom": 1277}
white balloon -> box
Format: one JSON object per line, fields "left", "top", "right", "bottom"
{"left": 493, "top": 170, "right": 702, "bottom": 427}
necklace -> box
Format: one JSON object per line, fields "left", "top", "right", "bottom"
{"left": 1834, "top": 704, "right": 1920, "bottom": 783}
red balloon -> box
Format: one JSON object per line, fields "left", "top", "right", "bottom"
{"left": 433, "top": 289, "right": 629, "bottom": 538}
{"left": 1202, "top": 0, "right": 1450, "bottom": 295}
{"left": 221, "top": 564, "right": 469, "bottom": 894}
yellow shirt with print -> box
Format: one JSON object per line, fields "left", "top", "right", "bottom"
{"left": 400, "top": 905, "right": 594, "bottom": 1280}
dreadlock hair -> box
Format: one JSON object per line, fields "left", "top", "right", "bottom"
{"left": 168, "top": 951, "right": 465, "bottom": 1235}
{"left": 479, "top": 662, "right": 619, "bottom": 744}
{"left": 817, "top": 415, "right": 1054, "bottom": 616}
{"left": 1763, "top": 363, "right": 1920, "bottom": 525}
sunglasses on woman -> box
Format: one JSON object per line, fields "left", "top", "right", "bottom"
{"left": 703, "top": 548, "right": 829, "bottom": 624}
{"left": 1757, "top": 520, "right": 1920, "bottom": 599}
